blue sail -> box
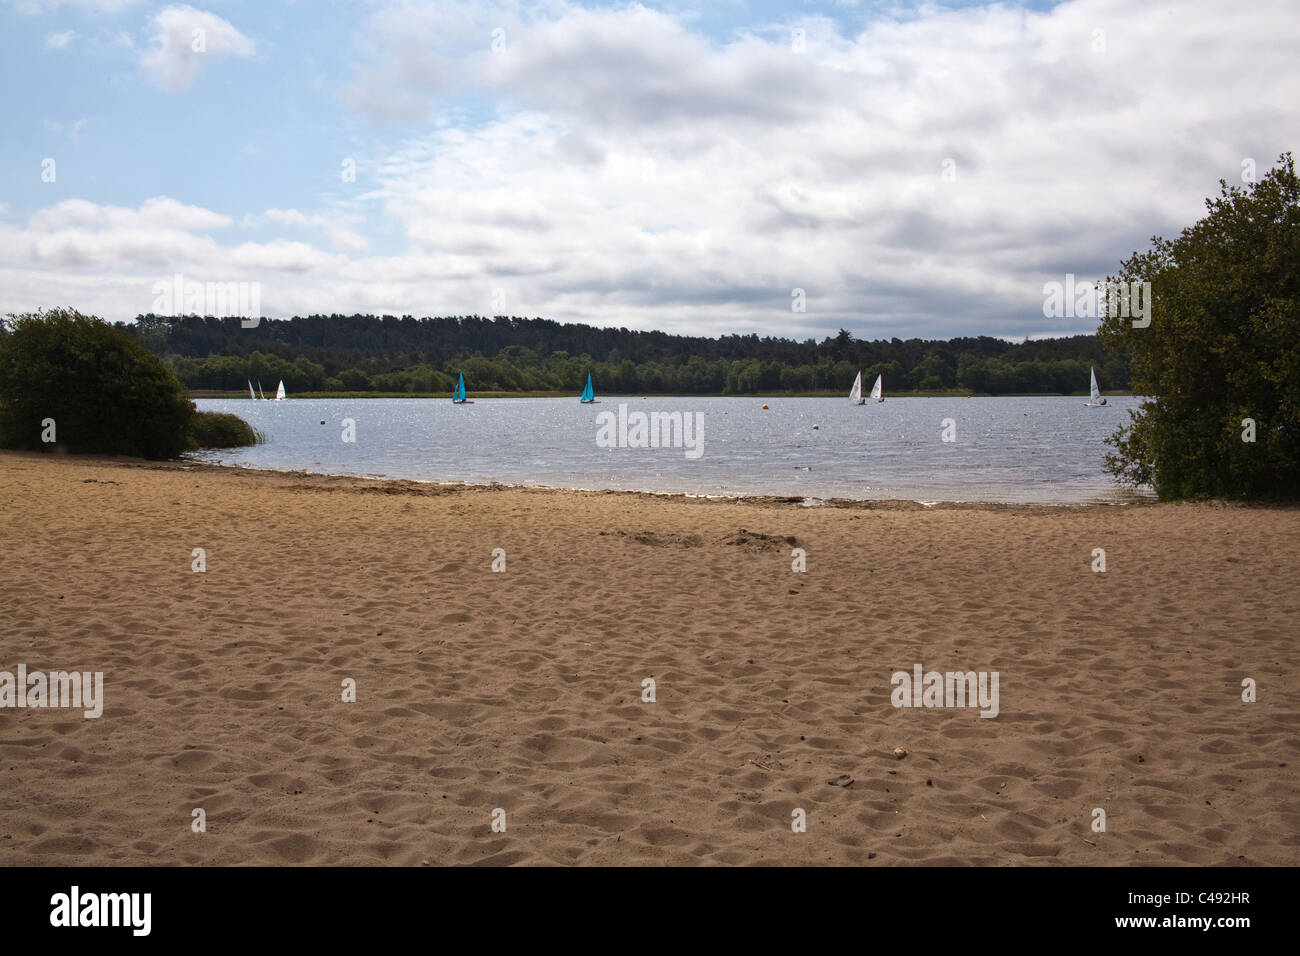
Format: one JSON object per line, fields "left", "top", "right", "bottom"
{"left": 453, "top": 373, "right": 466, "bottom": 402}
{"left": 580, "top": 373, "right": 594, "bottom": 403}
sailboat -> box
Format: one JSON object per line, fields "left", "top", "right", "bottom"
{"left": 274, "top": 380, "right": 286, "bottom": 401}
{"left": 257, "top": 380, "right": 267, "bottom": 401}
{"left": 580, "top": 373, "right": 597, "bottom": 404}
{"left": 849, "top": 371, "right": 865, "bottom": 405}
{"left": 869, "top": 374, "right": 884, "bottom": 403}
{"left": 1084, "top": 367, "right": 1107, "bottom": 406}
{"left": 248, "top": 380, "right": 257, "bottom": 401}
{"left": 452, "top": 372, "right": 473, "bottom": 404}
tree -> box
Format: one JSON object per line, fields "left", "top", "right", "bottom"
{"left": 1099, "top": 154, "right": 1300, "bottom": 499}
{"left": 0, "top": 308, "right": 196, "bottom": 459}
{"left": 957, "top": 355, "right": 992, "bottom": 393}
{"left": 831, "top": 328, "right": 853, "bottom": 360}
{"left": 338, "top": 368, "right": 373, "bottom": 390}
{"left": 115, "top": 311, "right": 1129, "bottom": 397}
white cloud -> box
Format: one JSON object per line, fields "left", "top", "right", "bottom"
{"left": 42, "top": 117, "right": 89, "bottom": 140}
{"left": 4, "top": 0, "right": 1299, "bottom": 338}
{"left": 249, "top": 208, "right": 371, "bottom": 255}
{"left": 342, "top": 0, "right": 510, "bottom": 121}
{"left": 29, "top": 196, "right": 232, "bottom": 233}
{"left": 229, "top": 239, "right": 331, "bottom": 273}
{"left": 139, "top": 5, "right": 256, "bottom": 92}
{"left": 44, "top": 30, "right": 76, "bottom": 49}
{"left": 5, "top": 0, "right": 136, "bottom": 13}
{"left": 327, "top": 0, "right": 1300, "bottom": 337}
{"left": 0, "top": 198, "right": 232, "bottom": 274}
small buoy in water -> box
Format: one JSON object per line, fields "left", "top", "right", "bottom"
{"left": 320, "top": 420, "right": 326, "bottom": 424}
{"left": 762, "top": 404, "right": 769, "bottom": 410}
{"left": 813, "top": 424, "right": 819, "bottom": 430}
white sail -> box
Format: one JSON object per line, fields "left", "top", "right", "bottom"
{"left": 849, "top": 371, "right": 863, "bottom": 403}
{"left": 248, "top": 380, "right": 256, "bottom": 400}
{"left": 275, "top": 380, "right": 286, "bottom": 401}
{"left": 1085, "top": 367, "right": 1107, "bottom": 405}
{"left": 257, "top": 381, "right": 266, "bottom": 401}
{"left": 870, "top": 374, "right": 883, "bottom": 402}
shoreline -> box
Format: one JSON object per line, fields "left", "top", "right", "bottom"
{"left": 190, "top": 457, "right": 1156, "bottom": 510}
{"left": 25, "top": 450, "right": 1162, "bottom": 511}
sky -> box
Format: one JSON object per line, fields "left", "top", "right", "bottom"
{"left": 1, "top": 0, "right": 1296, "bottom": 342}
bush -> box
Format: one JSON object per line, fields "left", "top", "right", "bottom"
{"left": 0, "top": 308, "right": 258, "bottom": 459}
{"left": 0, "top": 308, "right": 196, "bottom": 458}
{"left": 371, "top": 371, "right": 411, "bottom": 393}
{"left": 338, "top": 368, "right": 372, "bottom": 390}
{"left": 1099, "top": 154, "right": 1300, "bottom": 499}
{"left": 187, "top": 410, "right": 262, "bottom": 450}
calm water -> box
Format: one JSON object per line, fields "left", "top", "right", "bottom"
{"left": 191, "top": 396, "right": 1151, "bottom": 504}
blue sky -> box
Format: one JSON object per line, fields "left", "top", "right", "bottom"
{"left": 1, "top": 0, "right": 1296, "bottom": 340}
{"left": 5, "top": 3, "right": 362, "bottom": 219}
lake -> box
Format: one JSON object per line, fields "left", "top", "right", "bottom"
{"left": 191, "top": 396, "right": 1152, "bottom": 504}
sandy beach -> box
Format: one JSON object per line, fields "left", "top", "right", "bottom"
{"left": 0, "top": 450, "right": 1296, "bottom": 866}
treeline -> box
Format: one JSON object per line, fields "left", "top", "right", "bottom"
{"left": 119, "top": 314, "right": 1129, "bottom": 395}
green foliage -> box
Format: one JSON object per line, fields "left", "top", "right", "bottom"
{"left": 337, "top": 368, "right": 372, "bottom": 390}
{"left": 1099, "top": 153, "right": 1300, "bottom": 499}
{"left": 126, "top": 312, "right": 1122, "bottom": 397}
{"left": 955, "top": 356, "right": 1104, "bottom": 395}
{"left": 186, "top": 410, "right": 262, "bottom": 450}
{"left": 0, "top": 308, "right": 197, "bottom": 459}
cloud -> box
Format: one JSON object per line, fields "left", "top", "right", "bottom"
{"left": 342, "top": 0, "right": 510, "bottom": 121}
{"left": 29, "top": 196, "right": 232, "bottom": 232}
{"left": 0, "top": 198, "right": 356, "bottom": 316}
{"left": 249, "top": 208, "right": 371, "bottom": 255}
{"left": 139, "top": 5, "right": 255, "bottom": 92}
{"left": 326, "top": 0, "right": 1300, "bottom": 338}
{"left": 4, "top": 0, "right": 136, "bottom": 12}
{"left": 43, "top": 117, "right": 89, "bottom": 141}
{"left": 44, "top": 30, "right": 76, "bottom": 49}
{"left": 0, "top": 198, "right": 232, "bottom": 273}
{"left": 485, "top": 7, "right": 842, "bottom": 128}
{"left": 229, "top": 239, "right": 331, "bottom": 273}
{"left": 4, "top": 0, "right": 1300, "bottom": 339}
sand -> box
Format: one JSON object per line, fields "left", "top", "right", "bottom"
{"left": 0, "top": 450, "right": 1296, "bottom": 866}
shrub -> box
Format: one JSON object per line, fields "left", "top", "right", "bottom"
{"left": 187, "top": 410, "right": 262, "bottom": 449}
{"left": 1099, "top": 154, "right": 1300, "bottom": 499}
{"left": 0, "top": 308, "right": 258, "bottom": 459}
{"left": 0, "top": 308, "right": 196, "bottom": 458}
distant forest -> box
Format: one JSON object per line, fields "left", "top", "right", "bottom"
{"left": 119, "top": 313, "right": 1129, "bottom": 395}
